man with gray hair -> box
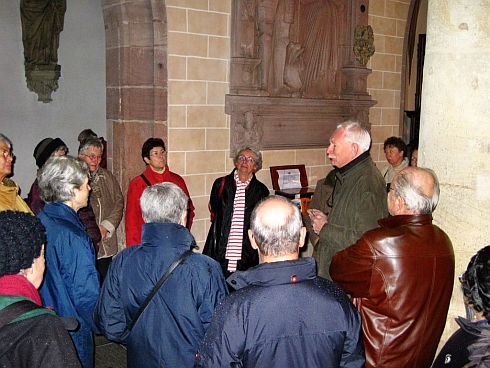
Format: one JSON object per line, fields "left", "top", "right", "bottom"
{"left": 94, "top": 182, "right": 227, "bottom": 368}
{"left": 195, "top": 196, "right": 365, "bottom": 368}
{"left": 331, "top": 167, "right": 455, "bottom": 367}
{"left": 308, "top": 121, "right": 388, "bottom": 279}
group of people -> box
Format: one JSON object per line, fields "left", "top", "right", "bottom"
{"left": 0, "top": 122, "right": 487, "bottom": 368}
{"left": 0, "top": 132, "right": 197, "bottom": 367}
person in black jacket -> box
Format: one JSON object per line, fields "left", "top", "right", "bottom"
{"left": 0, "top": 210, "right": 81, "bottom": 368}
{"left": 432, "top": 245, "right": 490, "bottom": 367}
{"left": 203, "top": 145, "right": 269, "bottom": 277}
{"left": 195, "top": 196, "right": 365, "bottom": 368}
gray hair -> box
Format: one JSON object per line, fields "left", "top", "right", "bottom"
{"left": 233, "top": 145, "right": 263, "bottom": 171}
{"left": 338, "top": 121, "right": 371, "bottom": 154}
{"left": 38, "top": 155, "right": 89, "bottom": 203}
{"left": 392, "top": 167, "right": 440, "bottom": 214}
{"left": 140, "top": 182, "right": 188, "bottom": 224}
{"left": 250, "top": 195, "right": 303, "bottom": 257}
{"left": 78, "top": 137, "right": 104, "bottom": 155}
{"left": 0, "top": 134, "right": 12, "bottom": 149}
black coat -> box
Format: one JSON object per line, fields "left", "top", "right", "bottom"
{"left": 432, "top": 317, "right": 490, "bottom": 367}
{"left": 203, "top": 170, "right": 269, "bottom": 277}
{"left": 195, "top": 258, "right": 365, "bottom": 367}
{"left": 0, "top": 310, "right": 81, "bottom": 367}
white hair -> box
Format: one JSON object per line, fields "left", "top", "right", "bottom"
{"left": 392, "top": 168, "right": 440, "bottom": 214}
{"left": 337, "top": 121, "right": 371, "bottom": 153}
{"left": 140, "top": 182, "right": 188, "bottom": 224}
{"left": 250, "top": 196, "right": 303, "bottom": 257}
{"left": 38, "top": 156, "right": 89, "bottom": 203}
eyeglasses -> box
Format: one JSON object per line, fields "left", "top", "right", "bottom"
{"left": 83, "top": 154, "right": 102, "bottom": 161}
{"left": 238, "top": 155, "right": 255, "bottom": 164}
{"left": 150, "top": 150, "right": 166, "bottom": 157}
{"left": 0, "top": 149, "right": 14, "bottom": 159}
{"left": 411, "top": 157, "right": 418, "bottom": 162}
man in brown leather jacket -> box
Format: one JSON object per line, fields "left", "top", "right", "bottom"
{"left": 330, "top": 167, "right": 455, "bottom": 368}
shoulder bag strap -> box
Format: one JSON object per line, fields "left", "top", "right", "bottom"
{"left": 0, "top": 300, "right": 42, "bottom": 329}
{"left": 218, "top": 176, "right": 226, "bottom": 199}
{"left": 140, "top": 174, "right": 152, "bottom": 187}
{"left": 130, "top": 249, "right": 194, "bottom": 330}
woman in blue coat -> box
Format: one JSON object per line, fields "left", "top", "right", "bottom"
{"left": 37, "top": 155, "right": 100, "bottom": 368}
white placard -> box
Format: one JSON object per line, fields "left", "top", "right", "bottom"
{"left": 277, "top": 169, "right": 302, "bottom": 189}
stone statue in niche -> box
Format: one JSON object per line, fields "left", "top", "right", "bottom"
{"left": 20, "top": 0, "right": 67, "bottom": 103}
{"left": 232, "top": 110, "right": 263, "bottom": 149}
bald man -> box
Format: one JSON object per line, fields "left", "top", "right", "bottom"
{"left": 195, "top": 196, "right": 365, "bottom": 368}
{"left": 331, "top": 167, "right": 455, "bottom": 368}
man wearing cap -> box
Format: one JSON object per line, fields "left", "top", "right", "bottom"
{"left": 195, "top": 196, "right": 365, "bottom": 368}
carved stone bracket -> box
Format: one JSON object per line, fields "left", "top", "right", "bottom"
{"left": 227, "top": 95, "right": 376, "bottom": 155}
{"left": 25, "top": 64, "right": 61, "bottom": 103}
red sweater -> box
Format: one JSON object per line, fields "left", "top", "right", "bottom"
{"left": 125, "top": 165, "right": 195, "bottom": 246}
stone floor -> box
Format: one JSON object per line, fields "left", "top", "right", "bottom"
{"left": 95, "top": 334, "right": 127, "bottom": 368}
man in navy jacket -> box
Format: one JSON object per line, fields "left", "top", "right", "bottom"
{"left": 94, "top": 183, "right": 228, "bottom": 368}
{"left": 195, "top": 196, "right": 365, "bottom": 368}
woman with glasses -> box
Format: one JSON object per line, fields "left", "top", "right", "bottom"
{"left": 0, "top": 133, "right": 32, "bottom": 213}
{"left": 125, "top": 138, "right": 195, "bottom": 246}
{"left": 203, "top": 145, "right": 269, "bottom": 278}
{"left": 37, "top": 155, "right": 100, "bottom": 368}
{"left": 432, "top": 245, "right": 490, "bottom": 367}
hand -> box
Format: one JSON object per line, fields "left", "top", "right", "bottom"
{"left": 307, "top": 209, "right": 328, "bottom": 235}
{"left": 99, "top": 225, "right": 109, "bottom": 241}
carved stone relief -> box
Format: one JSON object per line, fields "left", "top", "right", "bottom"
{"left": 228, "top": 0, "right": 376, "bottom": 155}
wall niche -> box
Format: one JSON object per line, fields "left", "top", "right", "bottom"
{"left": 228, "top": 0, "right": 376, "bottom": 154}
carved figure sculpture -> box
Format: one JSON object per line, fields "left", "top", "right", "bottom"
{"left": 300, "top": 0, "right": 343, "bottom": 98}
{"left": 283, "top": 42, "right": 305, "bottom": 97}
{"left": 257, "top": 0, "right": 295, "bottom": 95}
{"left": 20, "top": 0, "right": 67, "bottom": 66}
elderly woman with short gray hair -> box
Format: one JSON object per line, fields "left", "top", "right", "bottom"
{"left": 203, "top": 145, "right": 269, "bottom": 278}
{"left": 37, "top": 155, "right": 100, "bottom": 368}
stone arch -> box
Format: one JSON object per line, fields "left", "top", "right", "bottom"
{"left": 100, "top": 0, "right": 168, "bottom": 194}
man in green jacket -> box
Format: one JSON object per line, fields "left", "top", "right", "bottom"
{"left": 308, "top": 121, "right": 388, "bottom": 279}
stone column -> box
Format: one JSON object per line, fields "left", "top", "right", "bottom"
{"left": 421, "top": 0, "right": 490, "bottom": 343}
{"left": 102, "top": 0, "right": 168, "bottom": 248}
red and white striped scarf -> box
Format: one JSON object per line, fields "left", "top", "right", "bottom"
{"left": 225, "top": 172, "right": 251, "bottom": 272}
